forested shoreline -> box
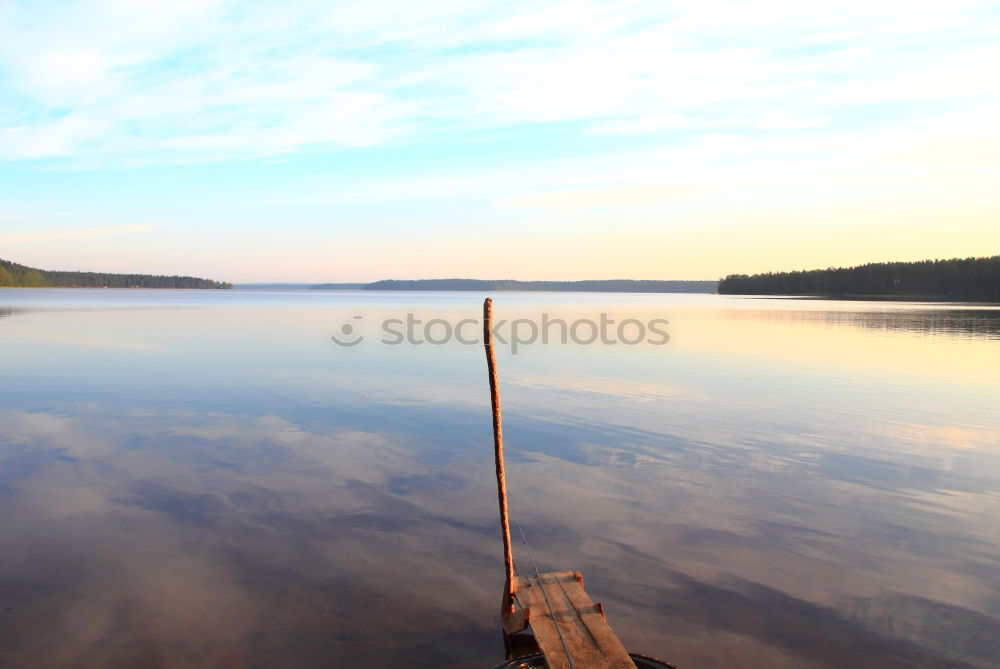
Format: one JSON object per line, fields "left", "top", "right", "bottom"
{"left": 8, "top": 255, "right": 998, "bottom": 298}
{"left": 718, "top": 256, "right": 1000, "bottom": 301}
{"left": 312, "top": 279, "right": 718, "bottom": 292}
{"left": 0, "top": 259, "right": 232, "bottom": 289}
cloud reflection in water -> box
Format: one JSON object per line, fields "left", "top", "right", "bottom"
{"left": 0, "top": 291, "right": 998, "bottom": 668}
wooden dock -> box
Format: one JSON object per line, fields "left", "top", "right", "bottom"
{"left": 483, "top": 298, "right": 651, "bottom": 668}
{"left": 502, "top": 571, "right": 636, "bottom": 669}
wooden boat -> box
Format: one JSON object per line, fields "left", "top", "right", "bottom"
{"left": 482, "top": 299, "right": 677, "bottom": 669}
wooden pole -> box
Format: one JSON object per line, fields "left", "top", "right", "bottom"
{"left": 484, "top": 297, "right": 516, "bottom": 617}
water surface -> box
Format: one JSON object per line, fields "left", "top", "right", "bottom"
{"left": 0, "top": 289, "right": 998, "bottom": 668}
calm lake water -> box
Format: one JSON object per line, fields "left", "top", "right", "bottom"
{"left": 1, "top": 289, "right": 998, "bottom": 669}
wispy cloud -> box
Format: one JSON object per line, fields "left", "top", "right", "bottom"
{"left": 586, "top": 114, "right": 688, "bottom": 136}
{"left": 500, "top": 184, "right": 700, "bottom": 209}
{"left": 0, "top": 224, "right": 159, "bottom": 244}
{"left": 1, "top": 0, "right": 998, "bottom": 164}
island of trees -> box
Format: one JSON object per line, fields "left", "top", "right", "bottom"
{"left": 0, "top": 258, "right": 232, "bottom": 289}
{"left": 311, "top": 279, "right": 718, "bottom": 293}
{"left": 718, "top": 255, "right": 1000, "bottom": 301}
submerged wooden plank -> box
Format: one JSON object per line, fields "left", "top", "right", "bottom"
{"left": 512, "top": 571, "right": 636, "bottom": 669}
{"left": 502, "top": 607, "right": 530, "bottom": 635}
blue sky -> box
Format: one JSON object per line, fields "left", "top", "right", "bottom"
{"left": 1, "top": 0, "right": 999, "bottom": 282}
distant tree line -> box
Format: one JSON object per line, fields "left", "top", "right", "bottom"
{"left": 307, "top": 283, "right": 367, "bottom": 290}
{"left": 0, "top": 258, "right": 232, "bottom": 289}
{"left": 718, "top": 256, "right": 1000, "bottom": 301}
{"left": 310, "top": 278, "right": 718, "bottom": 293}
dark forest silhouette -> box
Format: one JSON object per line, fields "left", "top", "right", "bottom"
{"left": 0, "top": 258, "right": 231, "bottom": 289}
{"left": 719, "top": 256, "right": 999, "bottom": 301}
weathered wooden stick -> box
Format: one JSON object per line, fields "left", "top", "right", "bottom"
{"left": 484, "top": 297, "right": 516, "bottom": 616}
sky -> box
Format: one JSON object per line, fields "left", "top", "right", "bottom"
{"left": 1, "top": 0, "right": 999, "bottom": 283}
